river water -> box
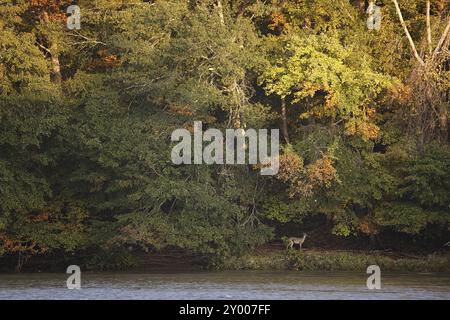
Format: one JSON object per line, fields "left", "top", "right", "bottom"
{"left": 0, "top": 271, "right": 449, "bottom": 300}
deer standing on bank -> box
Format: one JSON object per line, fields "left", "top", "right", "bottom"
{"left": 287, "top": 233, "right": 307, "bottom": 250}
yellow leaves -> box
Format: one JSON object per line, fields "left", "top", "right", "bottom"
{"left": 389, "top": 82, "right": 412, "bottom": 105}
{"left": 300, "top": 82, "right": 322, "bottom": 101}
{"left": 262, "top": 33, "right": 394, "bottom": 142}
{"left": 204, "top": 115, "right": 218, "bottom": 124}
{"left": 344, "top": 105, "right": 381, "bottom": 142}
{"left": 324, "top": 92, "right": 339, "bottom": 110}
{"left": 362, "top": 123, "right": 381, "bottom": 140}
{"left": 345, "top": 119, "right": 380, "bottom": 141}
{"left": 366, "top": 107, "right": 377, "bottom": 119}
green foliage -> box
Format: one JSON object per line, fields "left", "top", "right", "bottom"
{"left": 261, "top": 32, "right": 393, "bottom": 140}
{"left": 0, "top": 0, "right": 449, "bottom": 270}
{"left": 374, "top": 144, "right": 450, "bottom": 234}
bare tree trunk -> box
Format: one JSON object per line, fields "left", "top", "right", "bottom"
{"left": 433, "top": 16, "right": 450, "bottom": 58}
{"left": 354, "top": 0, "right": 367, "bottom": 15}
{"left": 281, "top": 98, "right": 290, "bottom": 144}
{"left": 217, "top": 0, "right": 225, "bottom": 25}
{"left": 50, "top": 42, "right": 61, "bottom": 84}
{"left": 439, "top": 104, "right": 448, "bottom": 139}
{"left": 41, "top": 12, "right": 61, "bottom": 84}
{"left": 15, "top": 251, "right": 28, "bottom": 273}
{"left": 426, "top": 0, "right": 433, "bottom": 56}
{"left": 392, "top": 0, "right": 425, "bottom": 66}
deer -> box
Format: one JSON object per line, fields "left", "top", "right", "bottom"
{"left": 286, "top": 233, "right": 307, "bottom": 250}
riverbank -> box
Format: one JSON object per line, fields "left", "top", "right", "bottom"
{"left": 1, "top": 248, "right": 449, "bottom": 273}
{"left": 217, "top": 250, "right": 450, "bottom": 272}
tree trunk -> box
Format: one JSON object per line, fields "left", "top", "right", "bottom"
{"left": 50, "top": 42, "right": 61, "bottom": 84}
{"left": 439, "top": 104, "right": 448, "bottom": 139}
{"left": 426, "top": 0, "right": 432, "bottom": 56}
{"left": 217, "top": 0, "right": 225, "bottom": 25}
{"left": 41, "top": 12, "right": 61, "bottom": 84}
{"left": 354, "top": 0, "right": 367, "bottom": 15}
{"left": 281, "top": 98, "right": 290, "bottom": 144}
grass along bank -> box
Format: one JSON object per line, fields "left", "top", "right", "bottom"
{"left": 218, "top": 250, "right": 450, "bottom": 272}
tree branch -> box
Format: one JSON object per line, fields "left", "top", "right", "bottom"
{"left": 392, "top": 0, "right": 425, "bottom": 66}
{"left": 68, "top": 31, "right": 108, "bottom": 46}
{"left": 433, "top": 15, "right": 450, "bottom": 58}
{"left": 36, "top": 42, "right": 51, "bottom": 54}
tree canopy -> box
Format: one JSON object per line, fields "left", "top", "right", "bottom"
{"left": 0, "top": 0, "right": 449, "bottom": 270}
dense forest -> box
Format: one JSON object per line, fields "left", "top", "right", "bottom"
{"left": 0, "top": 0, "right": 449, "bottom": 271}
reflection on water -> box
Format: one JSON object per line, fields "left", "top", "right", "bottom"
{"left": 0, "top": 271, "right": 449, "bottom": 300}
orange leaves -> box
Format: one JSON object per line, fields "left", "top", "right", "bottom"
{"left": 168, "top": 104, "right": 194, "bottom": 117}
{"left": 27, "top": 200, "right": 87, "bottom": 231}
{"left": 0, "top": 235, "right": 20, "bottom": 252}
{"left": 0, "top": 200, "right": 87, "bottom": 259}
{"left": 0, "top": 234, "right": 42, "bottom": 254}
{"left": 276, "top": 151, "right": 337, "bottom": 198}
{"left": 28, "top": 0, "right": 70, "bottom": 23}
{"left": 184, "top": 122, "right": 196, "bottom": 134}
{"left": 29, "top": 212, "right": 49, "bottom": 222}
{"left": 87, "top": 49, "right": 121, "bottom": 71}
{"left": 165, "top": 103, "right": 218, "bottom": 134}
{"left": 291, "top": 155, "right": 337, "bottom": 197}
{"left": 306, "top": 155, "right": 337, "bottom": 189}
{"left": 277, "top": 151, "right": 304, "bottom": 183}
{"left": 357, "top": 215, "right": 379, "bottom": 235}
{"left": 267, "top": 12, "right": 290, "bottom": 34}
